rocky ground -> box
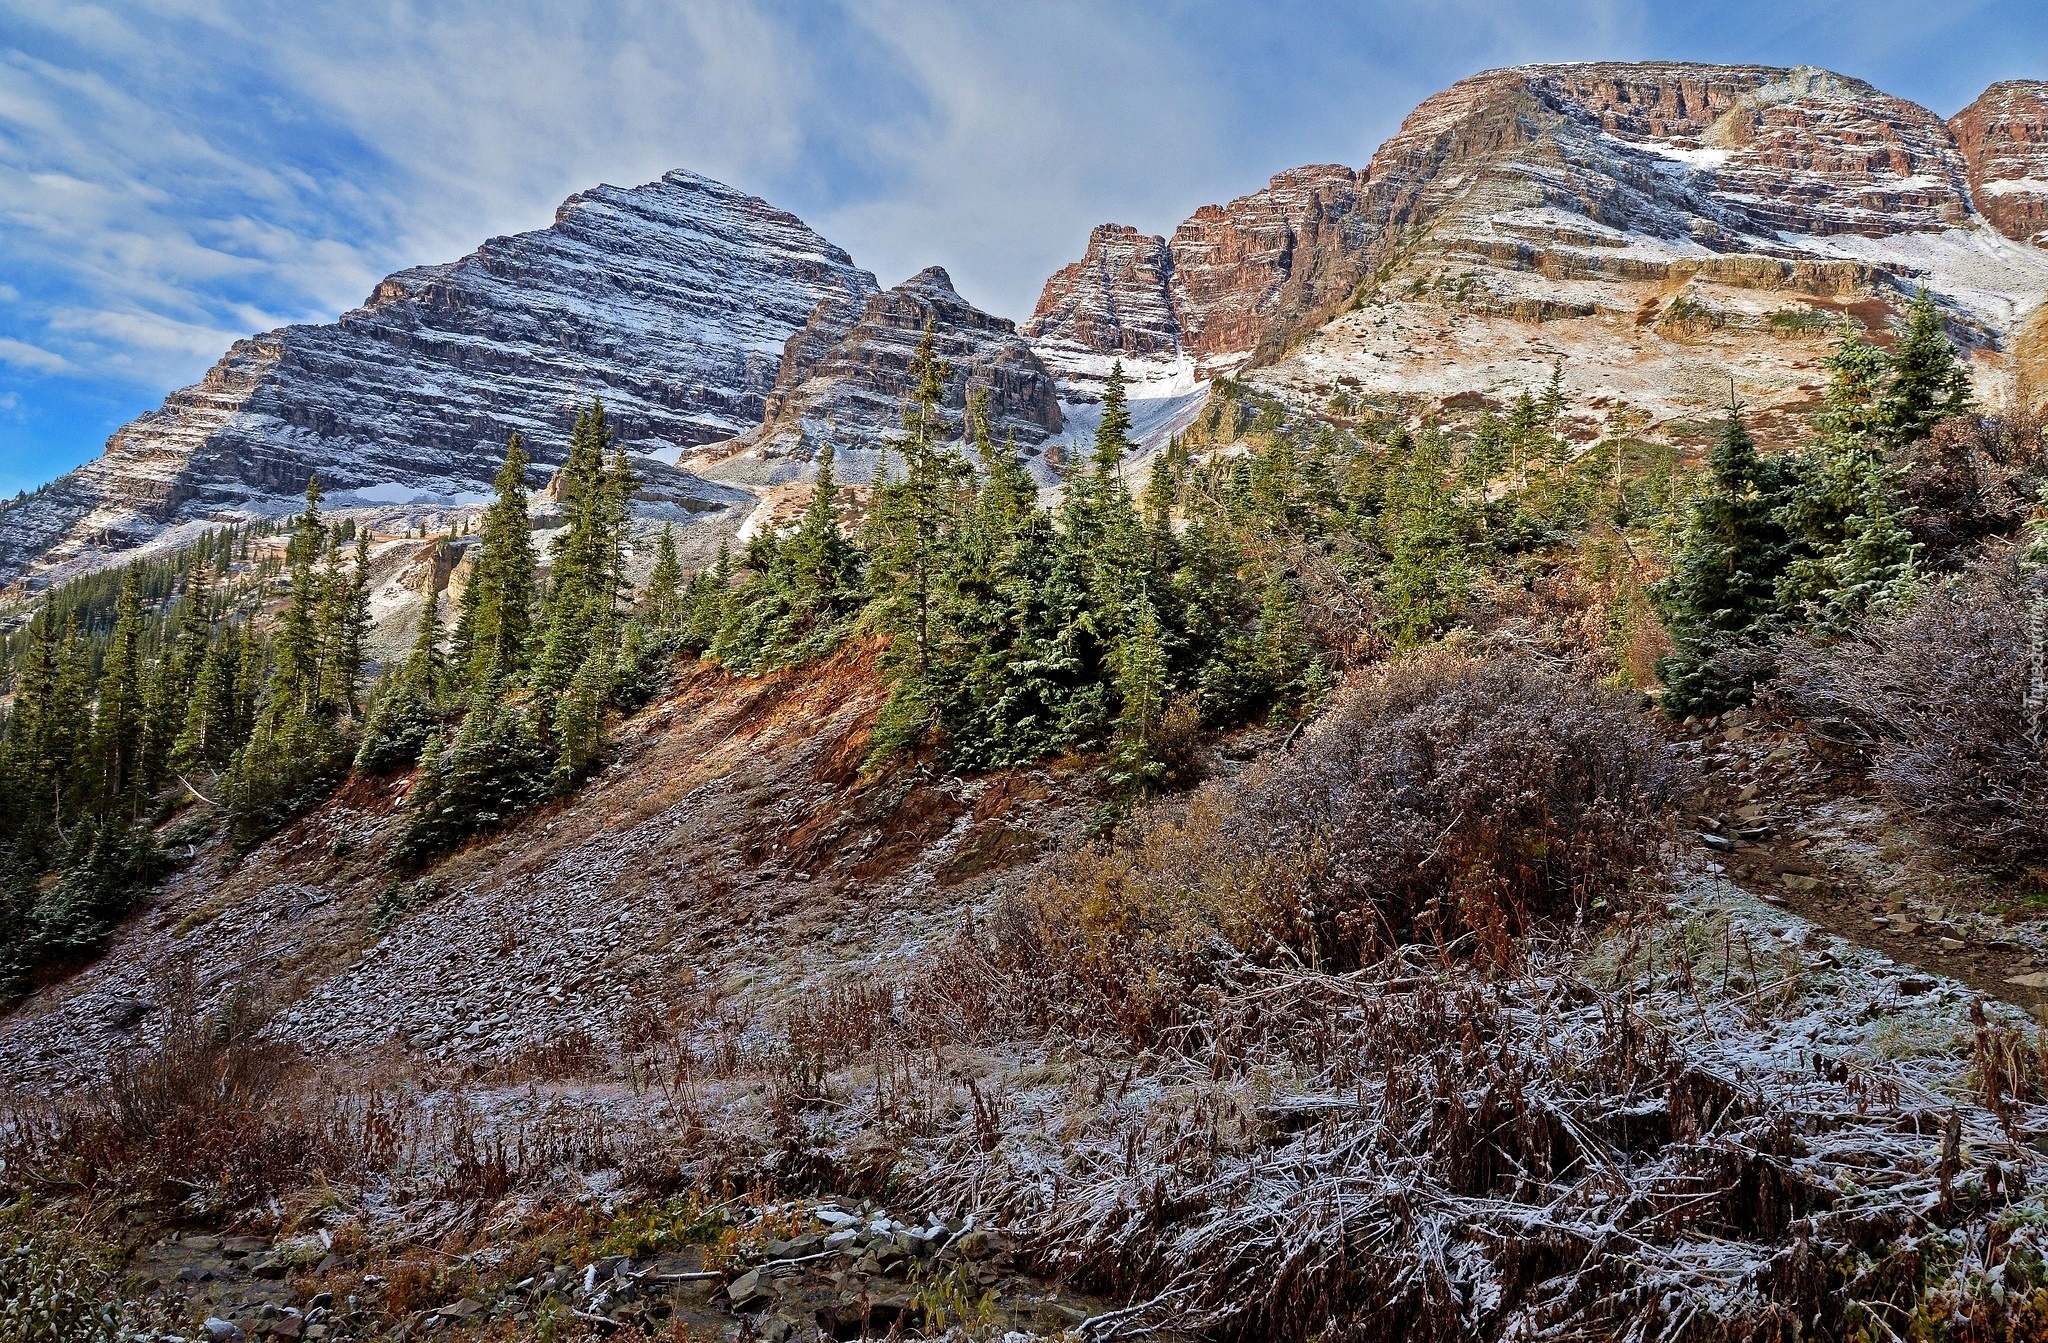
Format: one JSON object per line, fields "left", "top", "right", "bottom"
{"left": 114, "top": 1202, "right": 1168, "bottom": 1343}
{"left": 0, "top": 644, "right": 1098, "bottom": 1095}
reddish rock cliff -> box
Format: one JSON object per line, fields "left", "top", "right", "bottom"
{"left": 1952, "top": 81, "right": 2048, "bottom": 247}
{"left": 1022, "top": 224, "right": 1179, "bottom": 360}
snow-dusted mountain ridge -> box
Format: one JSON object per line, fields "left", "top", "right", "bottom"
{"left": 0, "top": 170, "right": 878, "bottom": 588}
{"left": 1030, "top": 62, "right": 2048, "bottom": 457}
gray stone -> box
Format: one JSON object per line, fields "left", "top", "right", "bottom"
{"left": 728, "top": 1268, "right": 767, "bottom": 1307}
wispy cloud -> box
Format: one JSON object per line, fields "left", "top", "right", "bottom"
{"left": 0, "top": 336, "right": 75, "bottom": 374}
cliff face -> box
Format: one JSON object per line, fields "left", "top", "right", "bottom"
{"left": 0, "top": 171, "right": 878, "bottom": 587}
{"left": 1025, "top": 62, "right": 2048, "bottom": 457}
{"left": 1246, "top": 63, "right": 2047, "bottom": 447}
{"left": 1952, "top": 81, "right": 2048, "bottom": 248}
{"left": 702, "top": 267, "right": 1064, "bottom": 486}
{"left": 1022, "top": 224, "right": 1180, "bottom": 361}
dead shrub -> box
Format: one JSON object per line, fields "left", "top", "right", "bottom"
{"left": 1226, "top": 651, "right": 1682, "bottom": 963}
{"left": 1768, "top": 562, "right": 2048, "bottom": 868}
{"left": 0, "top": 985, "right": 363, "bottom": 1210}
{"left": 970, "top": 653, "right": 1683, "bottom": 1042}
{"left": 783, "top": 979, "right": 902, "bottom": 1066}
{"left": 1899, "top": 410, "right": 2045, "bottom": 566}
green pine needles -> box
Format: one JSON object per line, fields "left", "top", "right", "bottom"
{"left": 1655, "top": 294, "right": 1965, "bottom": 713}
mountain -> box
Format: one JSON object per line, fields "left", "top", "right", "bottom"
{"left": 0, "top": 170, "right": 878, "bottom": 589}
{"left": 1032, "top": 63, "right": 2048, "bottom": 456}
{"left": 695, "top": 265, "right": 1064, "bottom": 487}
{"left": 7, "top": 62, "right": 2048, "bottom": 592}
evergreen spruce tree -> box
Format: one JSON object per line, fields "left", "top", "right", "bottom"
{"left": 268, "top": 476, "right": 328, "bottom": 724}
{"left": 355, "top": 592, "right": 446, "bottom": 775}
{"left": 320, "top": 531, "right": 372, "bottom": 715}
{"left": 552, "top": 649, "right": 610, "bottom": 791}
{"left": 91, "top": 569, "right": 147, "bottom": 808}
{"left": 863, "top": 322, "right": 969, "bottom": 757}
{"left": 678, "top": 541, "right": 734, "bottom": 653}
{"left": 458, "top": 433, "right": 539, "bottom": 693}
{"left": 176, "top": 622, "right": 243, "bottom": 772}
{"left": 1107, "top": 591, "right": 1170, "bottom": 795}
{"left": 1094, "top": 360, "right": 1135, "bottom": 478}
{"left": 1654, "top": 400, "right": 1796, "bottom": 711}
{"left": 645, "top": 523, "right": 683, "bottom": 628}
{"left": 228, "top": 475, "right": 349, "bottom": 841}
{"left": 1, "top": 613, "right": 60, "bottom": 849}
{"left": 1881, "top": 289, "right": 1974, "bottom": 449}
{"left": 865, "top": 320, "right": 963, "bottom": 681}
{"left": 535, "top": 403, "right": 618, "bottom": 695}
{"left": 1538, "top": 358, "right": 1567, "bottom": 426}
{"left": 1379, "top": 429, "right": 1472, "bottom": 648}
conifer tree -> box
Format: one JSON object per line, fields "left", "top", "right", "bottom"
{"left": 645, "top": 523, "right": 683, "bottom": 628}
{"left": 1379, "top": 429, "right": 1471, "bottom": 648}
{"left": 1814, "top": 327, "right": 1890, "bottom": 447}
{"left": 458, "top": 433, "right": 538, "bottom": 692}
{"left": 320, "top": 531, "right": 372, "bottom": 715}
{"left": 865, "top": 321, "right": 965, "bottom": 683}
{"left": 176, "top": 622, "right": 243, "bottom": 771}
{"left": 267, "top": 476, "right": 328, "bottom": 725}
{"left": 1093, "top": 360, "right": 1135, "bottom": 478}
{"left": 356, "top": 592, "right": 446, "bottom": 775}
{"left": 1538, "top": 358, "right": 1567, "bottom": 427}
{"left": 91, "top": 569, "right": 146, "bottom": 808}
{"left": 1107, "top": 591, "right": 1170, "bottom": 795}
{"left": 536, "top": 402, "right": 631, "bottom": 696}
{"left": 1881, "top": 289, "right": 1974, "bottom": 449}
{"left": 1654, "top": 401, "right": 1796, "bottom": 711}
{"left": 1143, "top": 435, "right": 1190, "bottom": 534}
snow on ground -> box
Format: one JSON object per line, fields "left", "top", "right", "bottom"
{"left": 1042, "top": 354, "right": 1210, "bottom": 485}
{"left": 1782, "top": 224, "right": 2048, "bottom": 334}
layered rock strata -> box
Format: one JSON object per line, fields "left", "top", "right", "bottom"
{"left": 701, "top": 267, "right": 1063, "bottom": 486}
{"left": 1952, "top": 81, "right": 2048, "bottom": 247}
{"left": 0, "top": 171, "right": 877, "bottom": 587}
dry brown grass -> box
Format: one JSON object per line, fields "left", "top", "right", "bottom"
{"left": 0, "top": 977, "right": 664, "bottom": 1232}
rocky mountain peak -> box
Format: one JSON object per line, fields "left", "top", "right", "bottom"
{"left": 1165, "top": 164, "right": 1367, "bottom": 364}
{"left": 699, "top": 266, "right": 1063, "bottom": 487}
{"left": 899, "top": 264, "right": 961, "bottom": 297}
{"left": 1022, "top": 223, "right": 1179, "bottom": 362}
{"left": 1951, "top": 80, "right": 2048, "bottom": 248}
{"left": 0, "top": 170, "right": 881, "bottom": 589}
{"left": 1231, "top": 59, "right": 2048, "bottom": 455}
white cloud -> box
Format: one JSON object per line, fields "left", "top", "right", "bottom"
{"left": 0, "top": 337, "right": 75, "bottom": 373}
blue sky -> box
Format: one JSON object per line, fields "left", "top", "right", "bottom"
{"left": 1, "top": 0, "right": 2043, "bottom": 495}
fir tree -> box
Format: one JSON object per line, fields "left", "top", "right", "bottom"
{"left": 458, "top": 433, "right": 539, "bottom": 693}
{"left": 91, "top": 568, "right": 147, "bottom": 808}
{"left": 267, "top": 476, "right": 328, "bottom": 725}
{"left": 1107, "top": 591, "right": 1169, "bottom": 796}
{"left": 356, "top": 592, "right": 446, "bottom": 775}
{"left": 320, "top": 531, "right": 372, "bottom": 715}
{"left": 645, "top": 523, "right": 683, "bottom": 628}
{"left": 865, "top": 321, "right": 965, "bottom": 687}
{"left": 1881, "top": 289, "right": 1974, "bottom": 449}
{"left": 1093, "top": 359, "right": 1135, "bottom": 478}
{"left": 1654, "top": 400, "right": 1796, "bottom": 711}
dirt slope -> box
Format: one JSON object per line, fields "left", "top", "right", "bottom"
{"left": 0, "top": 646, "right": 1100, "bottom": 1093}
